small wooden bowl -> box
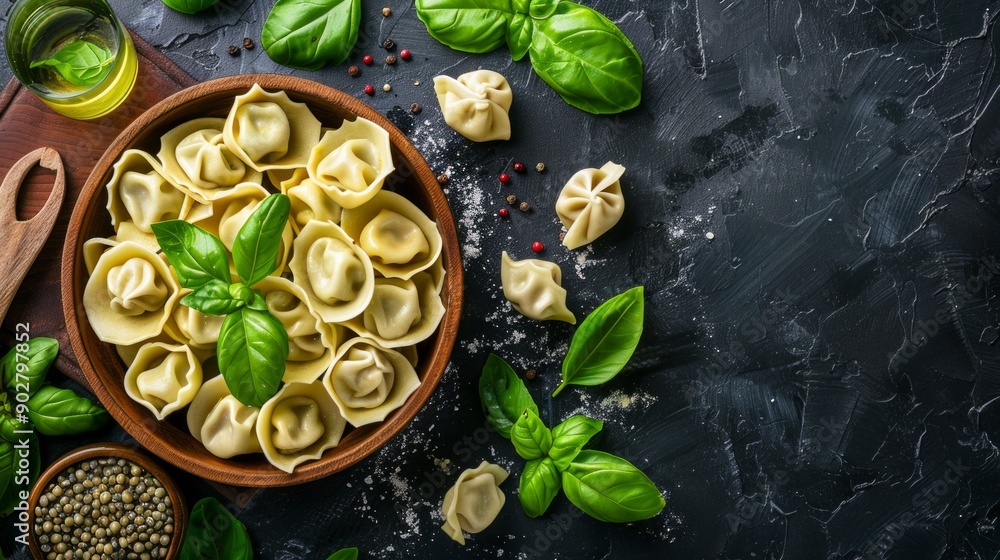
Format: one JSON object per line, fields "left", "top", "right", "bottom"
{"left": 61, "top": 75, "right": 463, "bottom": 487}
{"left": 27, "top": 443, "right": 187, "bottom": 560}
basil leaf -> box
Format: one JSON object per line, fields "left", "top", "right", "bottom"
{"left": 529, "top": 0, "right": 559, "bottom": 18}
{"left": 29, "top": 40, "right": 113, "bottom": 87}
{"left": 415, "top": 0, "right": 514, "bottom": 53}
{"left": 507, "top": 13, "right": 533, "bottom": 61}
{"left": 528, "top": 1, "right": 643, "bottom": 114}
{"left": 519, "top": 457, "right": 561, "bottom": 518}
{"left": 247, "top": 292, "right": 268, "bottom": 312}
{"left": 161, "top": 0, "right": 220, "bottom": 14}
{"left": 0, "top": 413, "right": 30, "bottom": 443}
{"left": 152, "top": 220, "right": 231, "bottom": 290}
{"left": 511, "top": 409, "right": 552, "bottom": 461}
{"left": 1, "top": 337, "right": 58, "bottom": 396}
{"left": 549, "top": 415, "right": 603, "bottom": 471}
{"left": 326, "top": 548, "right": 359, "bottom": 560}
{"left": 554, "top": 286, "right": 644, "bottom": 396}
{"left": 0, "top": 433, "right": 38, "bottom": 516}
{"left": 26, "top": 386, "right": 109, "bottom": 436}
{"left": 262, "top": 0, "right": 361, "bottom": 70}
{"left": 479, "top": 353, "right": 539, "bottom": 439}
{"left": 180, "top": 497, "right": 253, "bottom": 560}
{"left": 181, "top": 280, "right": 246, "bottom": 317}
{"left": 217, "top": 307, "right": 288, "bottom": 408}
{"left": 232, "top": 194, "right": 290, "bottom": 287}
{"left": 562, "top": 450, "right": 664, "bottom": 523}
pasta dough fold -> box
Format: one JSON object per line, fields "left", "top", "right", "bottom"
{"left": 434, "top": 70, "right": 513, "bottom": 142}
{"left": 501, "top": 252, "right": 575, "bottom": 324}
{"left": 555, "top": 161, "right": 626, "bottom": 250}
{"left": 441, "top": 461, "right": 509, "bottom": 545}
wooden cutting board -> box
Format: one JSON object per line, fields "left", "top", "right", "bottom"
{"left": 0, "top": 31, "right": 196, "bottom": 386}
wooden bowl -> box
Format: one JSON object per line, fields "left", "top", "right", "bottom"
{"left": 27, "top": 443, "right": 187, "bottom": 559}
{"left": 61, "top": 75, "right": 463, "bottom": 487}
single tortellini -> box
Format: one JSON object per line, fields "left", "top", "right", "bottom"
{"left": 223, "top": 84, "right": 322, "bottom": 171}
{"left": 306, "top": 117, "right": 394, "bottom": 209}
{"left": 83, "top": 241, "right": 181, "bottom": 345}
{"left": 190, "top": 182, "right": 293, "bottom": 271}
{"left": 106, "top": 150, "right": 196, "bottom": 250}
{"left": 164, "top": 299, "right": 225, "bottom": 351}
{"left": 340, "top": 190, "right": 443, "bottom": 281}
{"left": 158, "top": 117, "right": 263, "bottom": 201}
{"left": 256, "top": 380, "right": 347, "bottom": 473}
{"left": 288, "top": 220, "right": 375, "bottom": 323}
{"left": 322, "top": 338, "right": 420, "bottom": 427}
{"left": 433, "top": 70, "right": 513, "bottom": 142}
{"left": 124, "top": 342, "right": 202, "bottom": 420}
{"left": 500, "top": 252, "right": 575, "bottom": 324}
{"left": 256, "top": 276, "right": 342, "bottom": 383}
{"left": 441, "top": 461, "right": 509, "bottom": 545}
{"left": 187, "top": 375, "right": 263, "bottom": 459}
{"left": 555, "top": 161, "right": 626, "bottom": 250}
{"left": 279, "top": 167, "right": 343, "bottom": 233}
{"left": 345, "top": 272, "right": 445, "bottom": 348}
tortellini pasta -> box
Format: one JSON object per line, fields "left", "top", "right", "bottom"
{"left": 323, "top": 338, "right": 420, "bottom": 427}
{"left": 555, "top": 161, "right": 626, "bottom": 250}
{"left": 345, "top": 272, "right": 445, "bottom": 348}
{"left": 341, "top": 190, "right": 443, "bottom": 281}
{"left": 500, "top": 252, "right": 576, "bottom": 324}
{"left": 124, "top": 342, "right": 202, "bottom": 420}
{"left": 83, "top": 241, "right": 181, "bottom": 345}
{"left": 187, "top": 375, "right": 263, "bottom": 459}
{"left": 224, "top": 84, "right": 322, "bottom": 171}
{"left": 105, "top": 150, "right": 193, "bottom": 250}
{"left": 434, "top": 70, "right": 513, "bottom": 142}
{"left": 164, "top": 300, "right": 225, "bottom": 351}
{"left": 256, "top": 380, "right": 347, "bottom": 473}
{"left": 306, "top": 117, "right": 394, "bottom": 209}
{"left": 255, "top": 276, "right": 341, "bottom": 383}
{"left": 158, "top": 117, "right": 263, "bottom": 201}
{"left": 441, "top": 461, "right": 509, "bottom": 545}
{"left": 288, "top": 220, "right": 374, "bottom": 323}
{"left": 280, "top": 168, "right": 343, "bottom": 233}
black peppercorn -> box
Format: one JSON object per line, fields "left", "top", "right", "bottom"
{"left": 382, "top": 38, "right": 396, "bottom": 50}
{"left": 386, "top": 54, "right": 398, "bottom": 65}
{"left": 348, "top": 65, "right": 360, "bottom": 77}
{"left": 410, "top": 103, "right": 421, "bottom": 114}
{"left": 437, "top": 173, "right": 449, "bottom": 185}
{"left": 526, "top": 369, "right": 537, "bottom": 380}
{"left": 226, "top": 45, "right": 239, "bottom": 56}
{"left": 242, "top": 37, "right": 255, "bottom": 50}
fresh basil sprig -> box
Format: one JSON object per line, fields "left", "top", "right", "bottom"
{"left": 561, "top": 450, "right": 665, "bottom": 523}
{"left": 415, "top": 0, "right": 643, "bottom": 114}
{"left": 262, "top": 0, "right": 361, "bottom": 71}
{"left": 326, "top": 548, "right": 359, "bottom": 560}
{"left": 553, "top": 286, "right": 644, "bottom": 397}
{"left": 479, "top": 353, "right": 539, "bottom": 438}
{"left": 29, "top": 40, "right": 114, "bottom": 87}
{"left": 520, "top": 457, "right": 561, "bottom": 518}
{"left": 26, "top": 386, "right": 109, "bottom": 436}
{"left": 153, "top": 194, "right": 291, "bottom": 407}
{"left": 548, "top": 415, "right": 602, "bottom": 471}
{"left": 511, "top": 409, "right": 552, "bottom": 461}
{"left": 0, "top": 336, "right": 57, "bottom": 396}
{"left": 179, "top": 497, "right": 253, "bottom": 560}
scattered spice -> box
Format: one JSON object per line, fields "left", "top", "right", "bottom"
{"left": 525, "top": 369, "right": 537, "bottom": 380}
{"left": 363, "top": 55, "right": 374, "bottom": 65}
{"left": 410, "top": 102, "right": 422, "bottom": 114}
{"left": 499, "top": 173, "right": 511, "bottom": 184}
{"left": 348, "top": 65, "right": 360, "bottom": 77}
{"left": 386, "top": 54, "right": 398, "bottom": 65}
{"left": 498, "top": 208, "right": 510, "bottom": 218}
{"left": 536, "top": 162, "right": 546, "bottom": 173}
{"left": 506, "top": 194, "right": 518, "bottom": 205}
{"left": 532, "top": 241, "right": 545, "bottom": 253}
{"left": 437, "top": 173, "right": 450, "bottom": 185}
{"left": 519, "top": 201, "right": 530, "bottom": 212}
{"left": 513, "top": 162, "right": 526, "bottom": 173}
{"left": 382, "top": 83, "right": 392, "bottom": 92}
{"left": 558, "top": 232, "right": 566, "bottom": 241}
{"left": 413, "top": 81, "right": 420, "bottom": 86}
{"left": 706, "top": 232, "right": 715, "bottom": 240}
{"left": 382, "top": 7, "right": 392, "bottom": 16}
{"left": 382, "top": 38, "right": 396, "bottom": 50}
{"left": 400, "top": 49, "right": 412, "bottom": 61}
{"left": 226, "top": 44, "right": 239, "bottom": 56}
{"left": 364, "top": 84, "right": 375, "bottom": 96}
{"left": 242, "top": 37, "right": 254, "bottom": 50}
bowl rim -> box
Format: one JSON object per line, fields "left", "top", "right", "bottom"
{"left": 60, "top": 74, "right": 464, "bottom": 487}
{"left": 27, "top": 442, "right": 188, "bottom": 560}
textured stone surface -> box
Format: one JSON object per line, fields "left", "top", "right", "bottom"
{"left": 4, "top": 1, "right": 1000, "bottom": 558}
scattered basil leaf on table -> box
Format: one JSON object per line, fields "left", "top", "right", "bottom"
{"left": 262, "top": 0, "right": 362, "bottom": 71}
{"left": 511, "top": 409, "right": 552, "bottom": 461}
{"left": 26, "top": 385, "right": 110, "bottom": 436}
{"left": 1, "top": 336, "right": 58, "bottom": 395}
{"left": 160, "top": 0, "right": 220, "bottom": 14}
{"left": 553, "top": 286, "right": 644, "bottom": 397}
{"left": 181, "top": 279, "right": 247, "bottom": 317}
{"left": 151, "top": 220, "right": 231, "bottom": 289}
{"left": 233, "top": 193, "right": 290, "bottom": 287}
{"left": 29, "top": 40, "right": 113, "bottom": 87}
{"left": 217, "top": 307, "right": 289, "bottom": 408}
{"left": 548, "top": 415, "right": 603, "bottom": 471}
{"left": 519, "top": 456, "right": 561, "bottom": 518}
{"left": 479, "top": 353, "right": 539, "bottom": 438}
{"left": 562, "top": 450, "right": 665, "bottom": 523}
{"left": 180, "top": 497, "right": 253, "bottom": 560}
{"left": 415, "top": 0, "right": 513, "bottom": 53}
{"left": 326, "top": 548, "right": 359, "bottom": 560}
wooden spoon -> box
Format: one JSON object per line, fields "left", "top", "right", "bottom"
{"left": 0, "top": 147, "right": 64, "bottom": 323}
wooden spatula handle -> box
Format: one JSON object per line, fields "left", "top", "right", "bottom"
{"left": 0, "top": 147, "right": 65, "bottom": 323}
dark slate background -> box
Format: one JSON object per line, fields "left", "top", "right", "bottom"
{"left": 5, "top": 0, "right": 1000, "bottom": 558}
